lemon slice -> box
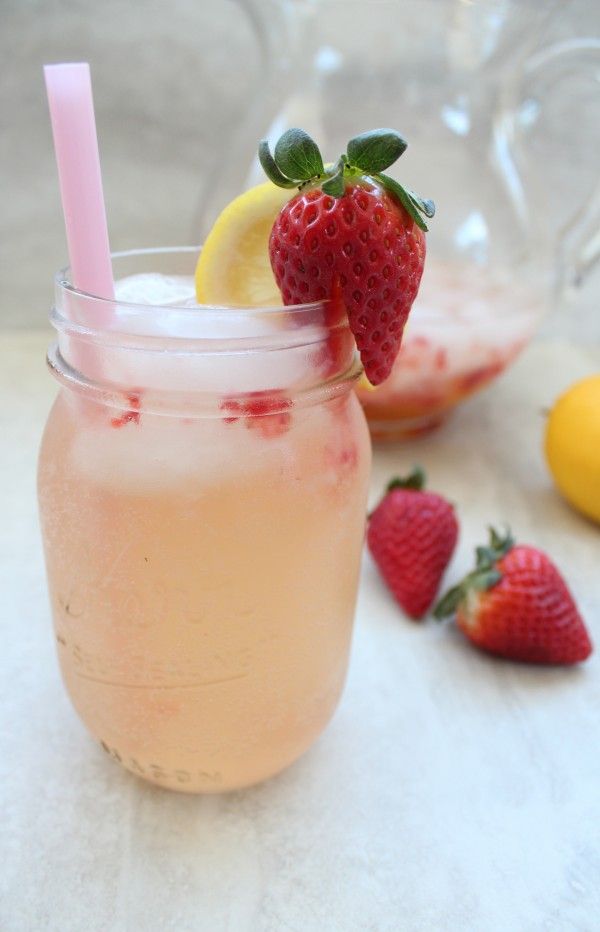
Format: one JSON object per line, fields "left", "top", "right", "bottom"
{"left": 358, "top": 373, "right": 377, "bottom": 392}
{"left": 195, "top": 181, "right": 292, "bottom": 306}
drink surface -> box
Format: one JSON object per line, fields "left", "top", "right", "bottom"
{"left": 39, "top": 273, "right": 371, "bottom": 791}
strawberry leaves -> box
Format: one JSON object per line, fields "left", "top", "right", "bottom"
{"left": 258, "top": 140, "right": 297, "bottom": 189}
{"left": 258, "top": 127, "right": 435, "bottom": 231}
{"left": 433, "top": 527, "right": 512, "bottom": 619}
{"left": 375, "top": 175, "right": 434, "bottom": 232}
{"left": 433, "top": 568, "right": 502, "bottom": 619}
{"left": 346, "top": 129, "right": 407, "bottom": 173}
{"left": 474, "top": 527, "right": 515, "bottom": 571}
{"left": 260, "top": 128, "right": 325, "bottom": 188}
{"left": 321, "top": 154, "right": 346, "bottom": 197}
{"left": 274, "top": 128, "right": 324, "bottom": 181}
{"left": 321, "top": 171, "right": 345, "bottom": 197}
{"left": 386, "top": 466, "right": 426, "bottom": 492}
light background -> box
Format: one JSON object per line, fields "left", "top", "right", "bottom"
{"left": 1, "top": 0, "right": 599, "bottom": 334}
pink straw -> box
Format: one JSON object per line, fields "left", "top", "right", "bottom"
{"left": 44, "top": 63, "right": 115, "bottom": 312}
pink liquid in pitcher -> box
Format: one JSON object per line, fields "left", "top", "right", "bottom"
{"left": 357, "top": 260, "right": 542, "bottom": 438}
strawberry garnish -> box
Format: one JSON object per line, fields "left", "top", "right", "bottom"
{"left": 367, "top": 468, "right": 458, "bottom": 619}
{"left": 259, "top": 128, "right": 434, "bottom": 385}
{"left": 435, "top": 528, "right": 593, "bottom": 665}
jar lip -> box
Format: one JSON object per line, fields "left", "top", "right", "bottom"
{"left": 55, "top": 246, "right": 323, "bottom": 316}
{"left": 47, "top": 342, "right": 363, "bottom": 417}
{"left": 50, "top": 305, "right": 348, "bottom": 354}
{"left": 53, "top": 246, "right": 338, "bottom": 352}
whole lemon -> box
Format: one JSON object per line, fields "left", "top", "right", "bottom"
{"left": 545, "top": 374, "right": 600, "bottom": 524}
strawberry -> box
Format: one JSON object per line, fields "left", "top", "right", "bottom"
{"left": 111, "top": 391, "right": 141, "bottom": 428}
{"left": 434, "top": 528, "right": 593, "bottom": 665}
{"left": 259, "top": 128, "right": 434, "bottom": 385}
{"left": 367, "top": 468, "right": 458, "bottom": 619}
{"left": 221, "top": 390, "right": 292, "bottom": 439}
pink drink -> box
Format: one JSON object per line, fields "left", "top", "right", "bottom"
{"left": 38, "top": 250, "right": 371, "bottom": 792}
{"left": 357, "top": 260, "right": 542, "bottom": 438}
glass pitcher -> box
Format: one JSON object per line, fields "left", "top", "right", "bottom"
{"left": 195, "top": 0, "right": 600, "bottom": 438}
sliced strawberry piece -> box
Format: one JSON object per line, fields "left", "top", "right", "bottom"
{"left": 221, "top": 390, "right": 292, "bottom": 439}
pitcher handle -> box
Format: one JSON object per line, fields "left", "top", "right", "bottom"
{"left": 498, "top": 38, "right": 600, "bottom": 300}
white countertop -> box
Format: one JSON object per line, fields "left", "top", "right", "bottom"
{"left": 2, "top": 331, "right": 599, "bottom": 932}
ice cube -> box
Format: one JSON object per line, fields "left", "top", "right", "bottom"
{"left": 94, "top": 273, "right": 326, "bottom": 395}
{"left": 115, "top": 273, "right": 196, "bottom": 307}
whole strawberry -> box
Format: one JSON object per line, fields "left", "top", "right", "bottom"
{"left": 258, "top": 128, "right": 434, "bottom": 385}
{"left": 435, "top": 528, "right": 593, "bottom": 665}
{"left": 367, "top": 468, "right": 458, "bottom": 619}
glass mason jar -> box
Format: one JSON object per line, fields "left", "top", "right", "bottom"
{"left": 38, "top": 248, "right": 371, "bottom": 793}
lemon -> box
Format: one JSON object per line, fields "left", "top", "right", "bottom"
{"left": 545, "top": 374, "right": 600, "bottom": 524}
{"left": 195, "top": 181, "right": 291, "bottom": 306}
{"left": 357, "top": 373, "right": 377, "bottom": 392}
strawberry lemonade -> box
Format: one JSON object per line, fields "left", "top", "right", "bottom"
{"left": 40, "top": 120, "right": 432, "bottom": 791}
{"left": 38, "top": 250, "right": 371, "bottom": 792}
{"left": 356, "top": 261, "right": 542, "bottom": 438}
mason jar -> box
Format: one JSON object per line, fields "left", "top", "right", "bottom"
{"left": 37, "top": 247, "right": 371, "bottom": 793}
